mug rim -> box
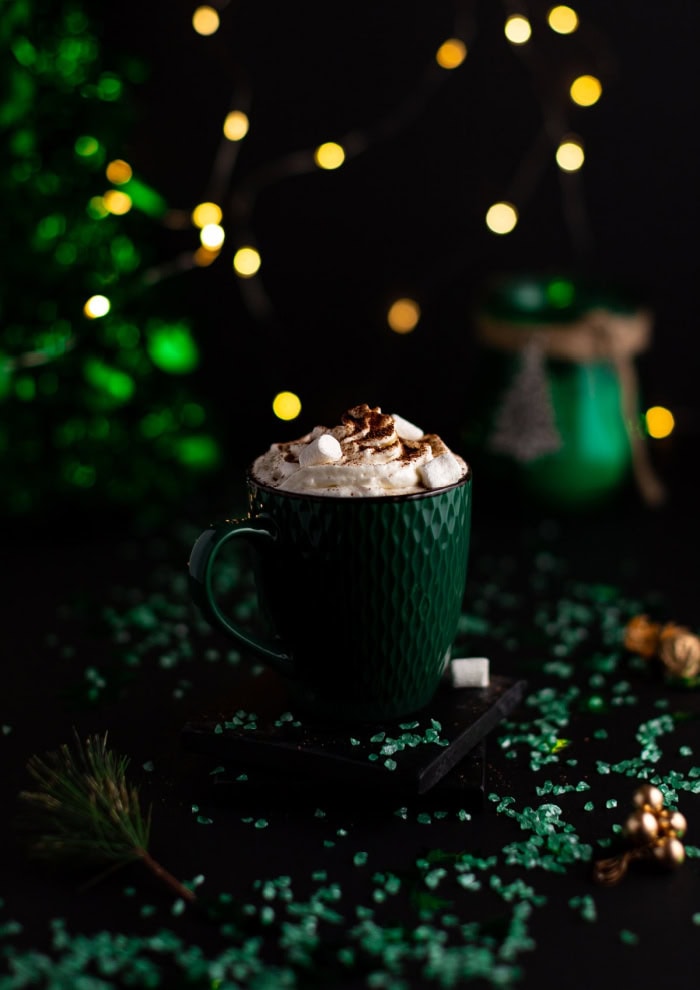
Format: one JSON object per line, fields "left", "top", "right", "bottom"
{"left": 246, "top": 464, "right": 472, "bottom": 503}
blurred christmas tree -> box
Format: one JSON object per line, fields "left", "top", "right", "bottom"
{"left": 0, "top": 0, "right": 221, "bottom": 525}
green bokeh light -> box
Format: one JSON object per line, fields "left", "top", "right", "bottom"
{"left": 84, "top": 358, "right": 134, "bottom": 402}
{"left": 74, "top": 134, "right": 101, "bottom": 157}
{"left": 547, "top": 278, "right": 576, "bottom": 309}
{"left": 55, "top": 242, "right": 78, "bottom": 266}
{"left": 146, "top": 322, "right": 199, "bottom": 374}
{"left": 63, "top": 461, "right": 96, "bottom": 488}
{"left": 35, "top": 213, "right": 66, "bottom": 243}
{"left": 11, "top": 37, "right": 37, "bottom": 67}
{"left": 140, "top": 409, "right": 176, "bottom": 438}
{"left": 175, "top": 434, "right": 220, "bottom": 469}
{"left": 86, "top": 196, "right": 109, "bottom": 219}
{"left": 121, "top": 178, "right": 167, "bottom": 218}
{"left": 96, "top": 72, "right": 122, "bottom": 101}
{"left": 15, "top": 376, "right": 36, "bottom": 401}
{"left": 11, "top": 128, "right": 35, "bottom": 155}
{"left": 110, "top": 235, "right": 140, "bottom": 271}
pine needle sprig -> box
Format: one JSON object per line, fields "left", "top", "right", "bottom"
{"left": 18, "top": 731, "right": 195, "bottom": 902}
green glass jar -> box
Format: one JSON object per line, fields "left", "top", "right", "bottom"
{"left": 465, "top": 273, "right": 665, "bottom": 510}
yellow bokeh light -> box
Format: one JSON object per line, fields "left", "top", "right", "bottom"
{"left": 103, "top": 189, "right": 132, "bottom": 215}
{"left": 547, "top": 5, "right": 579, "bottom": 34}
{"left": 556, "top": 139, "right": 585, "bottom": 171}
{"left": 485, "top": 201, "right": 518, "bottom": 234}
{"left": 272, "top": 391, "right": 302, "bottom": 422}
{"left": 105, "top": 159, "right": 133, "bottom": 184}
{"left": 387, "top": 298, "right": 421, "bottom": 334}
{"left": 223, "top": 110, "right": 250, "bottom": 141}
{"left": 84, "top": 294, "right": 110, "bottom": 319}
{"left": 200, "top": 223, "right": 225, "bottom": 249}
{"left": 193, "top": 246, "right": 220, "bottom": 267}
{"left": 314, "top": 142, "right": 345, "bottom": 170}
{"left": 435, "top": 38, "right": 467, "bottom": 69}
{"left": 504, "top": 15, "right": 532, "bottom": 44}
{"left": 645, "top": 406, "right": 675, "bottom": 439}
{"left": 570, "top": 74, "right": 602, "bottom": 107}
{"left": 233, "top": 246, "right": 262, "bottom": 278}
{"left": 192, "top": 201, "right": 223, "bottom": 228}
{"left": 192, "top": 5, "right": 219, "bottom": 35}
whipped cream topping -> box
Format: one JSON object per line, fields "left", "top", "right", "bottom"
{"left": 251, "top": 404, "right": 468, "bottom": 496}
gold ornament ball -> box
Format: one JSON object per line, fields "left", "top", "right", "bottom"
{"left": 623, "top": 614, "right": 661, "bottom": 658}
{"left": 658, "top": 627, "right": 700, "bottom": 679}
{"left": 624, "top": 809, "right": 659, "bottom": 844}
{"left": 633, "top": 784, "right": 664, "bottom": 812}
{"left": 652, "top": 836, "right": 686, "bottom": 869}
{"left": 667, "top": 811, "right": 688, "bottom": 838}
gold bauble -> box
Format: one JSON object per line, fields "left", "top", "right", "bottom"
{"left": 658, "top": 625, "right": 700, "bottom": 679}
{"left": 623, "top": 614, "right": 661, "bottom": 658}
{"left": 667, "top": 811, "right": 688, "bottom": 838}
{"left": 624, "top": 809, "right": 659, "bottom": 844}
{"left": 652, "top": 836, "right": 685, "bottom": 868}
{"left": 633, "top": 783, "right": 664, "bottom": 812}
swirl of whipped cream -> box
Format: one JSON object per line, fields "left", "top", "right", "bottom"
{"left": 251, "top": 404, "right": 468, "bottom": 497}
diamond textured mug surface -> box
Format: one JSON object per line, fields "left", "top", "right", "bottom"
{"left": 189, "top": 470, "right": 472, "bottom": 722}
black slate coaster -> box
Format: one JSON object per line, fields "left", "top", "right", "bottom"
{"left": 181, "top": 671, "right": 526, "bottom": 796}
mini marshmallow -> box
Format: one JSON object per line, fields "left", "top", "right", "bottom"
{"left": 391, "top": 413, "right": 424, "bottom": 441}
{"left": 450, "top": 657, "right": 490, "bottom": 688}
{"left": 298, "top": 432, "right": 343, "bottom": 467}
{"left": 419, "top": 451, "right": 463, "bottom": 489}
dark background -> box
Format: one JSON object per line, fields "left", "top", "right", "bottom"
{"left": 99, "top": 0, "right": 700, "bottom": 483}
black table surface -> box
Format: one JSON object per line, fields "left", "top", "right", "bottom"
{"left": 2, "top": 463, "right": 700, "bottom": 990}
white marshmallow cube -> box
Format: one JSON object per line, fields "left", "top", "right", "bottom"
{"left": 419, "top": 451, "right": 463, "bottom": 489}
{"left": 450, "top": 657, "right": 490, "bottom": 688}
{"left": 298, "top": 432, "right": 343, "bottom": 467}
{"left": 391, "top": 413, "right": 424, "bottom": 441}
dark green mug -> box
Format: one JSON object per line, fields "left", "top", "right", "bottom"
{"left": 189, "top": 469, "right": 472, "bottom": 722}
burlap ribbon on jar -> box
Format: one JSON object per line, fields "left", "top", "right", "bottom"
{"left": 476, "top": 307, "right": 666, "bottom": 507}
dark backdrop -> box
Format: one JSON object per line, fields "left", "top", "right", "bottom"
{"left": 100, "top": 0, "right": 700, "bottom": 478}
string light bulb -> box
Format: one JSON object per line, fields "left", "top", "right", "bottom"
{"left": 387, "top": 298, "right": 421, "bottom": 334}
{"left": 435, "top": 39, "right": 467, "bottom": 69}
{"left": 192, "top": 202, "right": 222, "bottom": 228}
{"left": 193, "top": 247, "right": 220, "bottom": 267}
{"left": 105, "top": 159, "right": 133, "bottom": 185}
{"left": 570, "top": 74, "right": 602, "bottom": 107}
{"left": 645, "top": 406, "right": 675, "bottom": 439}
{"left": 272, "top": 391, "right": 302, "bottom": 421}
{"left": 314, "top": 142, "right": 345, "bottom": 170}
{"left": 192, "top": 6, "right": 219, "bottom": 36}
{"left": 556, "top": 137, "right": 585, "bottom": 171}
{"left": 485, "top": 202, "right": 519, "bottom": 234}
{"left": 547, "top": 5, "right": 579, "bottom": 34}
{"left": 103, "top": 189, "right": 132, "bottom": 215}
{"left": 223, "top": 110, "right": 249, "bottom": 141}
{"left": 200, "top": 223, "right": 225, "bottom": 250}
{"left": 83, "top": 295, "right": 111, "bottom": 319}
{"left": 233, "top": 246, "right": 262, "bottom": 278}
{"left": 504, "top": 15, "right": 532, "bottom": 45}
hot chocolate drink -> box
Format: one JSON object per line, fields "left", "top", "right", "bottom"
{"left": 251, "top": 403, "right": 467, "bottom": 497}
{"left": 190, "top": 402, "right": 473, "bottom": 719}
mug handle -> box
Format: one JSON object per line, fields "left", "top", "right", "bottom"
{"left": 188, "top": 519, "right": 296, "bottom": 678}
